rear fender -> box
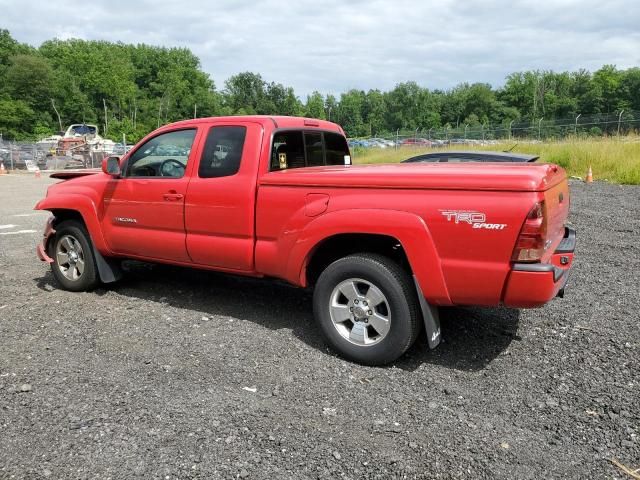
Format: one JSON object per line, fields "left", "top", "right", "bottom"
{"left": 289, "top": 209, "right": 451, "bottom": 305}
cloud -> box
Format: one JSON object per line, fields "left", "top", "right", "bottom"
{"left": 2, "top": 0, "right": 639, "bottom": 96}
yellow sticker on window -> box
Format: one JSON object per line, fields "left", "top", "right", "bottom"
{"left": 279, "top": 153, "right": 287, "bottom": 169}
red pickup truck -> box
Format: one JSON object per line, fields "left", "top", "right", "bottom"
{"left": 35, "top": 116, "right": 575, "bottom": 365}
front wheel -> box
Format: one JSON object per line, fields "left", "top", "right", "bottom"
{"left": 50, "top": 220, "right": 100, "bottom": 291}
{"left": 313, "top": 254, "right": 421, "bottom": 365}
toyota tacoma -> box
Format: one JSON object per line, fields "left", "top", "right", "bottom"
{"left": 35, "top": 116, "right": 576, "bottom": 365}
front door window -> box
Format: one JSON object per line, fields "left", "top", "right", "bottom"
{"left": 125, "top": 129, "right": 196, "bottom": 178}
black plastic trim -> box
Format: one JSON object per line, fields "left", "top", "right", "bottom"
{"left": 413, "top": 276, "right": 441, "bottom": 349}
{"left": 512, "top": 262, "right": 566, "bottom": 283}
{"left": 92, "top": 245, "right": 123, "bottom": 283}
{"left": 555, "top": 227, "right": 576, "bottom": 254}
{"left": 512, "top": 263, "right": 554, "bottom": 273}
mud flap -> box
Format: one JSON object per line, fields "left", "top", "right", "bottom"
{"left": 92, "top": 245, "right": 123, "bottom": 283}
{"left": 413, "top": 276, "right": 441, "bottom": 349}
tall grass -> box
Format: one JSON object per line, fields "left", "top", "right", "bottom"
{"left": 352, "top": 137, "right": 640, "bottom": 185}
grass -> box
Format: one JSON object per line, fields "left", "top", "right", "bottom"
{"left": 352, "top": 136, "right": 640, "bottom": 185}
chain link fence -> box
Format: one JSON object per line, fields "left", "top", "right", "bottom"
{"left": 0, "top": 138, "right": 127, "bottom": 172}
{"left": 348, "top": 109, "right": 640, "bottom": 148}
{"left": 2, "top": 110, "right": 639, "bottom": 171}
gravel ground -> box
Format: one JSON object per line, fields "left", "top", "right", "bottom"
{"left": 0, "top": 174, "right": 638, "bottom": 479}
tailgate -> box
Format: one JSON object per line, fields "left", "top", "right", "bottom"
{"left": 542, "top": 175, "right": 570, "bottom": 261}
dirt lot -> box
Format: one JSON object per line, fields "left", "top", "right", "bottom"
{"left": 0, "top": 173, "right": 638, "bottom": 479}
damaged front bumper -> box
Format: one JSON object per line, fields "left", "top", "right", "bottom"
{"left": 36, "top": 215, "right": 56, "bottom": 264}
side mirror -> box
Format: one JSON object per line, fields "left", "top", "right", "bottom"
{"left": 102, "top": 156, "right": 121, "bottom": 176}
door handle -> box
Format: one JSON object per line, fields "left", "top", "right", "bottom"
{"left": 163, "top": 192, "right": 184, "bottom": 201}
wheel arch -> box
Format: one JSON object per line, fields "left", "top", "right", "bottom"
{"left": 35, "top": 194, "right": 110, "bottom": 254}
{"left": 305, "top": 233, "right": 410, "bottom": 286}
{"left": 41, "top": 203, "right": 122, "bottom": 284}
{"left": 288, "top": 208, "right": 452, "bottom": 305}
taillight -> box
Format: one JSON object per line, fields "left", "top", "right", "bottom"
{"left": 512, "top": 201, "right": 548, "bottom": 262}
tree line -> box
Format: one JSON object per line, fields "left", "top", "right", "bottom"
{"left": 1, "top": 29, "right": 639, "bottom": 141}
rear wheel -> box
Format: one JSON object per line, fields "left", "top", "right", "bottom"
{"left": 313, "top": 253, "right": 421, "bottom": 365}
{"left": 50, "top": 220, "right": 100, "bottom": 291}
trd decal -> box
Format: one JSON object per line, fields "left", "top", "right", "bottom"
{"left": 440, "top": 210, "right": 507, "bottom": 230}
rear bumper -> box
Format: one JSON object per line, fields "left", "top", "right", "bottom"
{"left": 36, "top": 215, "right": 56, "bottom": 264}
{"left": 503, "top": 227, "right": 576, "bottom": 308}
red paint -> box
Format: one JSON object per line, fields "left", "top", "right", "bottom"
{"left": 35, "top": 115, "right": 575, "bottom": 309}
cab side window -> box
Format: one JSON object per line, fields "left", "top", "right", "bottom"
{"left": 199, "top": 126, "right": 247, "bottom": 178}
{"left": 271, "top": 131, "right": 305, "bottom": 170}
{"left": 324, "top": 132, "right": 350, "bottom": 166}
{"left": 305, "top": 132, "right": 324, "bottom": 167}
{"left": 270, "top": 130, "right": 350, "bottom": 170}
{"left": 126, "top": 129, "right": 196, "bottom": 178}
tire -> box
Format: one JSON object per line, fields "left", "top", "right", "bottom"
{"left": 49, "top": 220, "right": 100, "bottom": 292}
{"left": 313, "top": 253, "right": 421, "bottom": 365}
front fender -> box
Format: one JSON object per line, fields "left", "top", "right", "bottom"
{"left": 34, "top": 194, "right": 110, "bottom": 254}
{"left": 287, "top": 209, "right": 451, "bottom": 306}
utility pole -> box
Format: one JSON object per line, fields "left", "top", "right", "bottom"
{"left": 574, "top": 114, "right": 581, "bottom": 136}
{"left": 51, "top": 99, "right": 63, "bottom": 132}
{"left": 532, "top": 75, "right": 539, "bottom": 120}
{"left": 194, "top": 104, "right": 197, "bottom": 119}
{"left": 617, "top": 110, "right": 625, "bottom": 136}
{"left": 509, "top": 120, "right": 515, "bottom": 140}
{"left": 538, "top": 117, "right": 544, "bottom": 141}
{"left": 464, "top": 124, "right": 468, "bottom": 140}
{"left": 103, "top": 99, "right": 108, "bottom": 135}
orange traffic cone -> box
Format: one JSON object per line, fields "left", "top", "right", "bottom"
{"left": 35, "top": 167, "right": 41, "bottom": 178}
{"left": 0, "top": 162, "right": 6, "bottom": 175}
{"left": 586, "top": 165, "right": 593, "bottom": 183}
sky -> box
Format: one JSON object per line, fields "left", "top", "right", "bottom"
{"left": 1, "top": 0, "right": 639, "bottom": 97}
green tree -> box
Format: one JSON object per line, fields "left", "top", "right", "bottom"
{"left": 335, "top": 89, "right": 366, "bottom": 136}
{"left": 224, "top": 72, "right": 265, "bottom": 114}
{"left": 620, "top": 68, "right": 640, "bottom": 111}
{"left": 4, "top": 54, "right": 54, "bottom": 110}
{"left": 304, "top": 91, "right": 326, "bottom": 119}
{"left": 592, "top": 65, "right": 624, "bottom": 113}
{"left": 0, "top": 98, "right": 35, "bottom": 139}
{"left": 363, "top": 89, "right": 386, "bottom": 135}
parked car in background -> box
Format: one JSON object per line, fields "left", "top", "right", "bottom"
{"left": 369, "top": 138, "right": 396, "bottom": 148}
{"left": 0, "top": 143, "right": 9, "bottom": 162}
{"left": 401, "top": 138, "right": 432, "bottom": 147}
{"left": 348, "top": 139, "right": 375, "bottom": 148}
{"left": 402, "top": 151, "right": 540, "bottom": 163}
{"left": 367, "top": 139, "right": 385, "bottom": 148}
{"left": 113, "top": 143, "right": 134, "bottom": 155}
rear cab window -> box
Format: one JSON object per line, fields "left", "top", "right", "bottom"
{"left": 271, "top": 130, "right": 350, "bottom": 171}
